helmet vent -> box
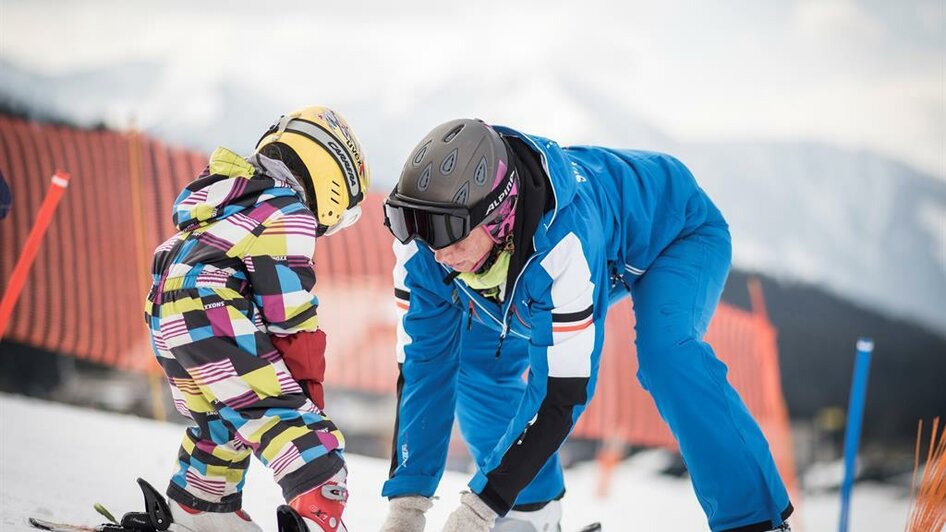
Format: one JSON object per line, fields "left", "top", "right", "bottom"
{"left": 440, "top": 148, "right": 458, "bottom": 175}
{"left": 452, "top": 181, "right": 470, "bottom": 204}
{"left": 417, "top": 163, "right": 432, "bottom": 191}
{"left": 473, "top": 156, "right": 488, "bottom": 185}
{"left": 412, "top": 140, "right": 432, "bottom": 166}
{"left": 442, "top": 124, "right": 464, "bottom": 143}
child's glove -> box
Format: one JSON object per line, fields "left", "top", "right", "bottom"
{"left": 380, "top": 495, "right": 434, "bottom": 532}
{"left": 270, "top": 329, "right": 327, "bottom": 409}
{"left": 441, "top": 492, "right": 497, "bottom": 532}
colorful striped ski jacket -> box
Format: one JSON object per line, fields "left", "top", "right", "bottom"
{"left": 147, "top": 147, "right": 321, "bottom": 338}
{"left": 385, "top": 126, "right": 722, "bottom": 514}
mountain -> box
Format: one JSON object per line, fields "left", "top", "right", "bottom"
{"left": 722, "top": 270, "right": 946, "bottom": 450}
{"left": 684, "top": 142, "right": 946, "bottom": 335}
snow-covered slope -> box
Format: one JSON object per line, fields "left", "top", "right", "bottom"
{"left": 0, "top": 393, "right": 911, "bottom": 531}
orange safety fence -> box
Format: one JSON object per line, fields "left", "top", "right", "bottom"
{"left": 0, "top": 115, "right": 797, "bottom": 495}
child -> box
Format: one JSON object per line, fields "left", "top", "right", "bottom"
{"left": 144, "top": 106, "right": 369, "bottom": 532}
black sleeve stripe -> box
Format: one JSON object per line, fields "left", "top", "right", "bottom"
{"left": 394, "top": 288, "right": 411, "bottom": 301}
{"left": 551, "top": 304, "right": 593, "bottom": 323}
{"left": 481, "top": 376, "right": 589, "bottom": 515}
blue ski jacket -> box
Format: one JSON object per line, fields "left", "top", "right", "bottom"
{"left": 383, "top": 126, "right": 724, "bottom": 514}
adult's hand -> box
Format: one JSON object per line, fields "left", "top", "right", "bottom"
{"left": 441, "top": 492, "right": 497, "bottom": 532}
{"left": 380, "top": 495, "right": 434, "bottom": 532}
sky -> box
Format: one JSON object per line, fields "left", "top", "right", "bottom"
{"left": 0, "top": 0, "right": 943, "bottom": 179}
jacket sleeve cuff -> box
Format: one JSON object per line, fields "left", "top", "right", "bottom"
{"left": 382, "top": 474, "right": 441, "bottom": 499}
{"left": 468, "top": 472, "right": 511, "bottom": 516}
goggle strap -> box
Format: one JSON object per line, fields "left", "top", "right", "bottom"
{"left": 468, "top": 144, "right": 517, "bottom": 227}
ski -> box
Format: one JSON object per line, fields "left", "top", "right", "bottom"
{"left": 28, "top": 517, "right": 125, "bottom": 532}
{"left": 30, "top": 512, "right": 157, "bottom": 532}
{"left": 577, "top": 523, "right": 602, "bottom": 532}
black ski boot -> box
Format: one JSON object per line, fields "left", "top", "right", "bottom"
{"left": 276, "top": 505, "right": 310, "bottom": 532}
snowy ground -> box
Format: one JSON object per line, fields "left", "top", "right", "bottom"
{"left": 0, "top": 393, "right": 910, "bottom": 531}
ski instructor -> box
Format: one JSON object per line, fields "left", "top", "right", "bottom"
{"left": 379, "top": 119, "right": 793, "bottom": 532}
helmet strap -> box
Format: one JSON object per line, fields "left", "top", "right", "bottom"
{"left": 322, "top": 205, "right": 362, "bottom": 237}
{"left": 468, "top": 166, "right": 517, "bottom": 229}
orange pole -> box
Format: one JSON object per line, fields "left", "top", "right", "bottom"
{"left": 128, "top": 127, "right": 168, "bottom": 421}
{"left": 747, "top": 276, "right": 770, "bottom": 323}
{"left": 0, "top": 170, "right": 72, "bottom": 342}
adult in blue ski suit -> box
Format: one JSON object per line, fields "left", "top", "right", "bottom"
{"left": 380, "top": 119, "right": 792, "bottom": 532}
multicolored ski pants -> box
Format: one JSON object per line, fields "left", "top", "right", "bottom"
{"left": 146, "top": 280, "right": 344, "bottom": 512}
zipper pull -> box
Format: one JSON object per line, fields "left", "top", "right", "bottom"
{"left": 495, "top": 330, "right": 507, "bottom": 358}
{"left": 517, "top": 414, "right": 538, "bottom": 445}
{"left": 467, "top": 301, "right": 474, "bottom": 330}
{"left": 516, "top": 425, "right": 528, "bottom": 445}
{"left": 610, "top": 264, "right": 632, "bottom": 293}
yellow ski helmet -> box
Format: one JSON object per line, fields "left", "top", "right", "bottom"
{"left": 256, "top": 106, "right": 370, "bottom": 234}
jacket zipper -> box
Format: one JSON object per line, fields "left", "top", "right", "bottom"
{"left": 467, "top": 301, "right": 475, "bottom": 331}
{"left": 495, "top": 251, "right": 541, "bottom": 353}
{"left": 447, "top": 271, "right": 528, "bottom": 339}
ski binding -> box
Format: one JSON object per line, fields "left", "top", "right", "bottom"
{"left": 29, "top": 478, "right": 171, "bottom": 531}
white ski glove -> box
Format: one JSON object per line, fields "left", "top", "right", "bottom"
{"left": 441, "top": 492, "right": 498, "bottom": 532}
{"left": 380, "top": 495, "right": 434, "bottom": 532}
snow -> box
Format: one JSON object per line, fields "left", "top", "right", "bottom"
{"left": 0, "top": 393, "right": 911, "bottom": 531}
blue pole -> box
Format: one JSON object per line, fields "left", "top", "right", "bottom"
{"left": 838, "top": 337, "right": 873, "bottom": 532}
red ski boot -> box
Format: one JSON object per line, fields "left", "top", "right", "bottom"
{"left": 286, "top": 468, "right": 348, "bottom": 532}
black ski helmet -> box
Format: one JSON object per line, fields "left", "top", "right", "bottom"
{"left": 399, "top": 119, "right": 512, "bottom": 209}
{"left": 384, "top": 119, "right": 517, "bottom": 249}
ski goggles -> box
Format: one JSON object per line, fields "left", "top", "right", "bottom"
{"left": 383, "top": 167, "right": 517, "bottom": 250}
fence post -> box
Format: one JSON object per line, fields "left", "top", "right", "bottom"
{"left": 0, "top": 170, "right": 71, "bottom": 341}
{"left": 127, "top": 126, "right": 168, "bottom": 422}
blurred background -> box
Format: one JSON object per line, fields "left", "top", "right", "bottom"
{"left": 0, "top": 0, "right": 944, "bottom": 530}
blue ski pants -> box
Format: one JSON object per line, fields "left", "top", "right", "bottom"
{"left": 629, "top": 220, "right": 791, "bottom": 531}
